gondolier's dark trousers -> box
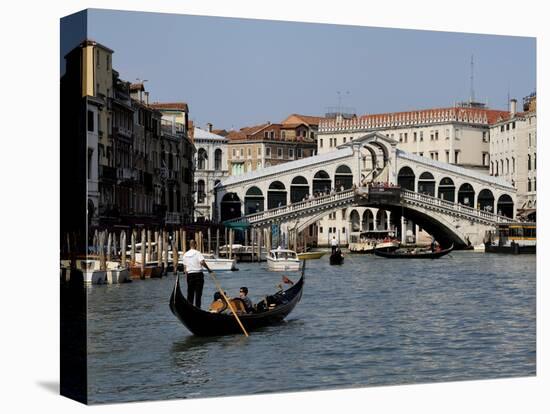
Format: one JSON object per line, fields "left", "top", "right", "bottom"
{"left": 186, "top": 272, "right": 204, "bottom": 309}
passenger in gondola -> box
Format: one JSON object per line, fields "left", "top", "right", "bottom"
{"left": 239, "top": 287, "right": 254, "bottom": 313}
{"left": 209, "top": 291, "right": 228, "bottom": 313}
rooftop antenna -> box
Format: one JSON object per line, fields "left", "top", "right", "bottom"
{"left": 469, "top": 54, "right": 475, "bottom": 103}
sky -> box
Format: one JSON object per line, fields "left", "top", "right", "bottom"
{"left": 67, "top": 9, "right": 536, "bottom": 131}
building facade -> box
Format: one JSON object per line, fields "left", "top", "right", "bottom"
{"left": 226, "top": 122, "right": 318, "bottom": 176}
{"left": 489, "top": 95, "right": 537, "bottom": 220}
{"left": 193, "top": 124, "right": 229, "bottom": 221}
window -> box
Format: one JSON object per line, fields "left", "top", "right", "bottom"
{"left": 506, "top": 123, "right": 510, "bottom": 131}
{"left": 264, "top": 131, "right": 268, "bottom": 139}
{"left": 435, "top": 131, "right": 439, "bottom": 140}
{"left": 289, "top": 148, "right": 294, "bottom": 159}
{"left": 214, "top": 149, "right": 222, "bottom": 171}
{"left": 455, "top": 150, "right": 460, "bottom": 164}
{"left": 247, "top": 147, "right": 251, "bottom": 157}
{"left": 87, "top": 148, "right": 93, "bottom": 179}
{"left": 266, "top": 147, "right": 271, "bottom": 158}
{"left": 257, "top": 147, "right": 261, "bottom": 156}
{"left": 445, "top": 150, "right": 450, "bottom": 163}
{"left": 342, "top": 227, "right": 346, "bottom": 234}
{"left": 528, "top": 179, "right": 531, "bottom": 192}
{"left": 404, "top": 133, "right": 408, "bottom": 143}
{"left": 296, "top": 148, "right": 302, "bottom": 158}
{"left": 512, "top": 157, "right": 515, "bottom": 173}
{"left": 414, "top": 132, "right": 417, "bottom": 141}
{"left": 281, "top": 131, "right": 286, "bottom": 139}
{"left": 419, "top": 152, "right": 424, "bottom": 157}
{"left": 319, "top": 227, "right": 323, "bottom": 234}
{"left": 232, "top": 148, "right": 236, "bottom": 157}
{"left": 310, "top": 132, "right": 314, "bottom": 139}
{"left": 343, "top": 137, "right": 347, "bottom": 143}
{"left": 270, "top": 131, "right": 275, "bottom": 139}
{"left": 87, "top": 110, "right": 94, "bottom": 132}
{"left": 528, "top": 155, "right": 531, "bottom": 170}
{"left": 399, "top": 133, "right": 403, "bottom": 142}
{"left": 328, "top": 227, "right": 332, "bottom": 234}
{"left": 482, "top": 131, "right": 488, "bottom": 142}
{"left": 482, "top": 153, "right": 489, "bottom": 166}
{"left": 106, "top": 54, "right": 110, "bottom": 69}
{"left": 501, "top": 125, "right": 505, "bottom": 132}
{"left": 446, "top": 129, "right": 450, "bottom": 140}
{"left": 320, "top": 139, "right": 323, "bottom": 148}
{"left": 240, "top": 148, "right": 244, "bottom": 157}
{"left": 420, "top": 131, "right": 424, "bottom": 141}
{"left": 277, "top": 147, "right": 283, "bottom": 159}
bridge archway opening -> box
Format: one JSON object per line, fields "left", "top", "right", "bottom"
{"left": 458, "top": 183, "right": 475, "bottom": 207}
{"left": 418, "top": 172, "right": 436, "bottom": 196}
{"left": 335, "top": 165, "right": 353, "bottom": 190}
{"left": 268, "top": 181, "right": 287, "bottom": 209}
{"left": 244, "top": 186, "right": 264, "bottom": 214}
{"left": 438, "top": 177, "right": 455, "bottom": 202}
{"left": 349, "top": 209, "right": 360, "bottom": 232}
{"left": 220, "top": 192, "right": 241, "bottom": 222}
{"left": 477, "top": 189, "right": 495, "bottom": 212}
{"left": 397, "top": 167, "right": 415, "bottom": 190}
{"left": 363, "top": 209, "right": 374, "bottom": 231}
{"left": 290, "top": 176, "right": 309, "bottom": 203}
{"left": 313, "top": 170, "right": 331, "bottom": 194}
{"left": 497, "top": 194, "right": 514, "bottom": 218}
{"left": 376, "top": 209, "right": 389, "bottom": 230}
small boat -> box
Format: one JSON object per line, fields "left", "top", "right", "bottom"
{"left": 267, "top": 249, "right": 301, "bottom": 271}
{"left": 174, "top": 251, "right": 238, "bottom": 271}
{"left": 169, "top": 261, "right": 306, "bottom": 336}
{"left": 329, "top": 249, "right": 344, "bottom": 265}
{"left": 374, "top": 244, "right": 454, "bottom": 259}
{"left": 297, "top": 251, "right": 326, "bottom": 260}
{"left": 348, "top": 230, "right": 400, "bottom": 253}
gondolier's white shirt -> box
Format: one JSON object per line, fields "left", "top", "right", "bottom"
{"left": 183, "top": 249, "right": 205, "bottom": 273}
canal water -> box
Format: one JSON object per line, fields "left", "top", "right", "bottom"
{"left": 87, "top": 251, "right": 536, "bottom": 404}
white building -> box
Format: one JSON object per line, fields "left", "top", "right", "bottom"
{"left": 489, "top": 95, "right": 536, "bottom": 220}
{"left": 193, "top": 124, "right": 229, "bottom": 221}
{"left": 86, "top": 100, "right": 101, "bottom": 227}
{"left": 315, "top": 104, "right": 509, "bottom": 245}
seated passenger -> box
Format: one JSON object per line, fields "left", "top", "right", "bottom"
{"left": 208, "top": 291, "right": 228, "bottom": 313}
{"left": 239, "top": 287, "right": 254, "bottom": 313}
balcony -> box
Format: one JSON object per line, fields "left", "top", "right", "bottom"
{"left": 165, "top": 212, "right": 181, "bottom": 225}
{"left": 118, "top": 167, "right": 138, "bottom": 182}
{"left": 113, "top": 125, "right": 133, "bottom": 141}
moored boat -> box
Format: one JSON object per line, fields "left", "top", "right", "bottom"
{"left": 267, "top": 249, "right": 301, "bottom": 271}
{"left": 297, "top": 251, "right": 326, "bottom": 260}
{"left": 169, "top": 262, "right": 306, "bottom": 336}
{"left": 374, "top": 244, "right": 454, "bottom": 259}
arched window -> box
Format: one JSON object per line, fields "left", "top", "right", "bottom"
{"left": 197, "top": 148, "right": 207, "bottom": 170}
{"left": 245, "top": 186, "right": 264, "bottom": 214}
{"left": 268, "top": 181, "right": 287, "bottom": 209}
{"left": 397, "top": 166, "right": 415, "bottom": 191}
{"left": 214, "top": 148, "right": 222, "bottom": 171}
{"left": 334, "top": 165, "right": 353, "bottom": 190}
{"left": 528, "top": 154, "right": 531, "bottom": 171}
{"left": 418, "top": 172, "right": 435, "bottom": 196}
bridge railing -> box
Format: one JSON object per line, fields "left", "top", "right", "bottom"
{"left": 225, "top": 189, "right": 356, "bottom": 226}
{"left": 401, "top": 190, "right": 514, "bottom": 223}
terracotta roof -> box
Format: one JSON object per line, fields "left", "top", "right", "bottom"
{"left": 226, "top": 130, "right": 247, "bottom": 141}
{"left": 357, "top": 107, "right": 509, "bottom": 125}
{"left": 282, "top": 114, "right": 325, "bottom": 126}
{"left": 212, "top": 129, "right": 229, "bottom": 137}
{"left": 149, "top": 102, "right": 189, "bottom": 112}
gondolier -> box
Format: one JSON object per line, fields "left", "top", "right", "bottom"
{"left": 182, "top": 240, "right": 212, "bottom": 309}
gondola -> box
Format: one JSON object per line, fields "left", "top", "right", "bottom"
{"left": 169, "top": 261, "right": 306, "bottom": 336}
{"left": 374, "top": 244, "right": 454, "bottom": 259}
{"left": 329, "top": 250, "right": 344, "bottom": 265}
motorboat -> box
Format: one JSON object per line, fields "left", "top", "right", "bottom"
{"left": 267, "top": 249, "right": 301, "bottom": 271}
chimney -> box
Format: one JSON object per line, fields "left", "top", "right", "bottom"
{"left": 145, "top": 91, "right": 149, "bottom": 105}
{"left": 207, "top": 123, "right": 212, "bottom": 132}
{"left": 510, "top": 98, "right": 517, "bottom": 117}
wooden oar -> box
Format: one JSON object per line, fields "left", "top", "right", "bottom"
{"left": 208, "top": 271, "right": 249, "bottom": 337}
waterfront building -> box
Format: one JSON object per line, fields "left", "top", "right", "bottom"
{"left": 489, "top": 95, "right": 537, "bottom": 220}
{"left": 315, "top": 103, "right": 509, "bottom": 245}
{"left": 226, "top": 120, "right": 318, "bottom": 176}
{"left": 149, "top": 102, "right": 196, "bottom": 225}
{"left": 193, "top": 124, "right": 229, "bottom": 221}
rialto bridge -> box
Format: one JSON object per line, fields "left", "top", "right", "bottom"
{"left": 215, "top": 133, "right": 516, "bottom": 248}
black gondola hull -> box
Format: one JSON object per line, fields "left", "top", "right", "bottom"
{"left": 169, "top": 268, "right": 305, "bottom": 336}
{"left": 329, "top": 253, "right": 344, "bottom": 265}
{"left": 374, "top": 245, "right": 454, "bottom": 259}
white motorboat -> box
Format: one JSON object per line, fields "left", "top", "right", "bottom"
{"left": 176, "top": 252, "right": 238, "bottom": 272}
{"left": 267, "top": 249, "right": 300, "bottom": 272}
